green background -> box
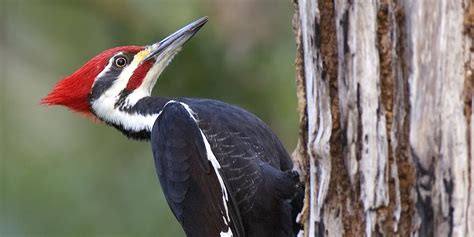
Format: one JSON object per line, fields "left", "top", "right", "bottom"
{"left": 0, "top": 0, "right": 297, "bottom": 236}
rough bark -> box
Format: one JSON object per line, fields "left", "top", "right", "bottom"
{"left": 292, "top": 0, "right": 473, "bottom": 236}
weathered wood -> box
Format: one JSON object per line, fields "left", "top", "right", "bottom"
{"left": 294, "top": 0, "right": 332, "bottom": 236}
{"left": 405, "top": 1, "right": 471, "bottom": 236}
{"left": 292, "top": 0, "right": 473, "bottom": 236}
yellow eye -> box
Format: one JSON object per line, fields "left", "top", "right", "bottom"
{"left": 114, "top": 56, "right": 127, "bottom": 68}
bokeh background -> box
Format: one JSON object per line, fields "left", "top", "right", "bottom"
{"left": 0, "top": 0, "right": 297, "bottom": 236}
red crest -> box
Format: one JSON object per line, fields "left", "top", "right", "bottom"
{"left": 41, "top": 46, "right": 143, "bottom": 117}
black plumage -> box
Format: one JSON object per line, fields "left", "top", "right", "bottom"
{"left": 152, "top": 102, "right": 244, "bottom": 236}
{"left": 117, "top": 97, "right": 303, "bottom": 237}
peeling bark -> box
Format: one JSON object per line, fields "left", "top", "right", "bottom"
{"left": 292, "top": 0, "right": 473, "bottom": 236}
{"left": 295, "top": 0, "right": 332, "bottom": 236}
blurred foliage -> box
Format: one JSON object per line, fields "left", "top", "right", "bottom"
{"left": 0, "top": 0, "right": 297, "bottom": 236}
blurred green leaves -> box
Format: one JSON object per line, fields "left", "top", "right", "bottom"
{"left": 1, "top": 0, "right": 296, "bottom": 236}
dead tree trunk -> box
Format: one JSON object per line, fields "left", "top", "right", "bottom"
{"left": 292, "top": 0, "right": 473, "bottom": 236}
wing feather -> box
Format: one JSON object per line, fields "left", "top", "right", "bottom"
{"left": 151, "top": 102, "right": 244, "bottom": 237}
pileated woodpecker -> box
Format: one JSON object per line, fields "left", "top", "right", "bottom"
{"left": 42, "top": 17, "right": 302, "bottom": 237}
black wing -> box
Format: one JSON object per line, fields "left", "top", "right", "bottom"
{"left": 180, "top": 99, "right": 302, "bottom": 236}
{"left": 151, "top": 102, "right": 245, "bottom": 237}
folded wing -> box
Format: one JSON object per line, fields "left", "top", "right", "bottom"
{"left": 151, "top": 102, "right": 244, "bottom": 237}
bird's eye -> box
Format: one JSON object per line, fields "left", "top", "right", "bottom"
{"left": 114, "top": 56, "right": 127, "bottom": 68}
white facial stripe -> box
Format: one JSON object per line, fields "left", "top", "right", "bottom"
{"left": 105, "top": 50, "right": 150, "bottom": 99}
{"left": 92, "top": 97, "right": 158, "bottom": 132}
{"left": 140, "top": 62, "right": 162, "bottom": 94}
{"left": 91, "top": 49, "right": 156, "bottom": 129}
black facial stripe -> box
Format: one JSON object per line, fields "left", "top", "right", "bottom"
{"left": 89, "top": 69, "right": 121, "bottom": 102}
{"left": 89, "top": 52, "right": 135, "bottom": 103}
{"left": 115, "top": 89, "right": 131, "bottom": 109}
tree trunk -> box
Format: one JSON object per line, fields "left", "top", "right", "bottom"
{"left": 292, "top": 0, "right": 473, "bottom": 236}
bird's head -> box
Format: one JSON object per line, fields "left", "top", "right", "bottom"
{"left": 41, "top": 17, "right": 207, "bottom": 120}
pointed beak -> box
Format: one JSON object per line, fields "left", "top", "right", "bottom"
{"left": 143, "top": 16, "right": 208, "bottom": 62}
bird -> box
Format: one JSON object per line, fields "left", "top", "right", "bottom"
{"left": 41, "top": 16, "right": 303, "bottom": 237}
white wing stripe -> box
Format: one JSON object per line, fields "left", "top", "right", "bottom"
{"left": 160, "top": 101, "right": 234, "bottom": 236}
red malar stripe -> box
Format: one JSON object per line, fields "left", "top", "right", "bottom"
{"left": 126, "top": 61, "right": 154, "bottom": 91}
